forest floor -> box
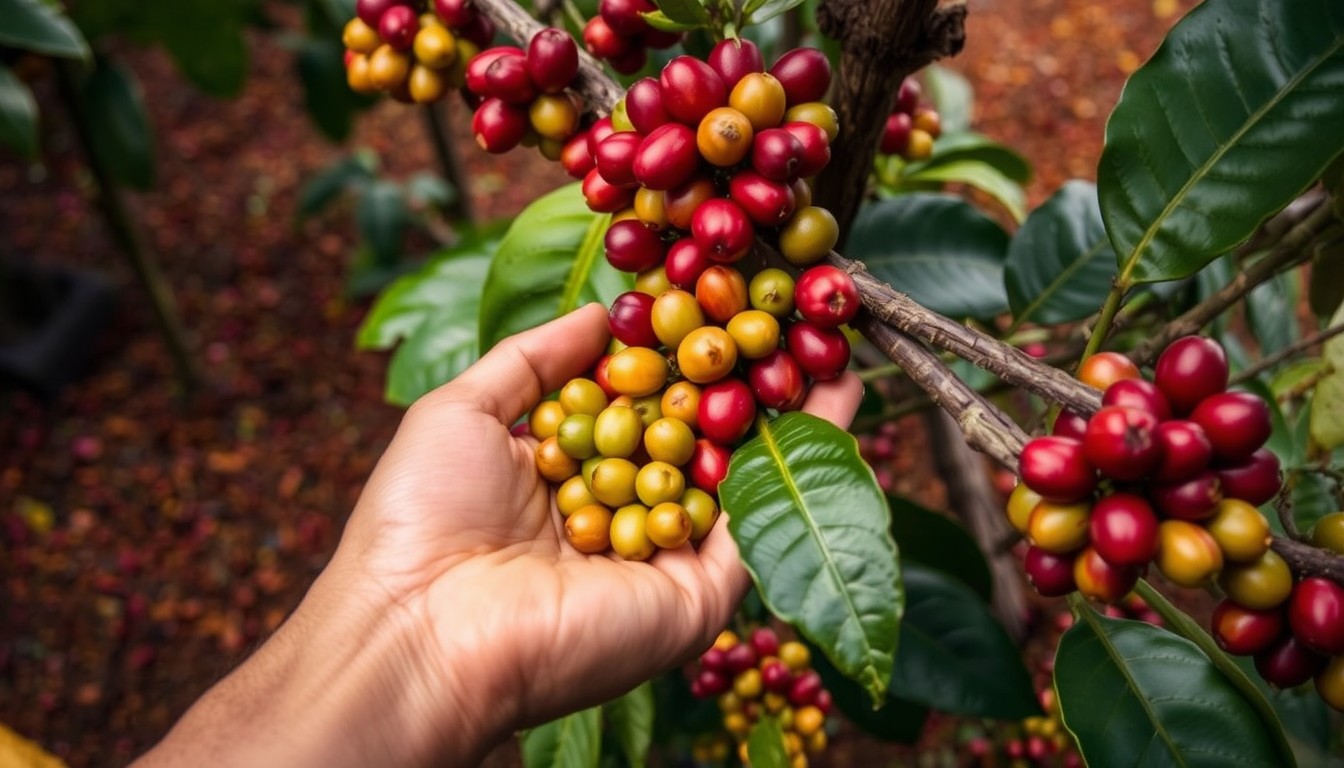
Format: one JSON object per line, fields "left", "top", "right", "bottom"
{"left": 0, "top": 0, "right": 1193, "bottom": 765}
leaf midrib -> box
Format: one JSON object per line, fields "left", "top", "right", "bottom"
{"left": 1118, "top": 32, "right": 1344, "bottom": 285}
{"left": 1012, "top": 237, "right": 1108, "bottom": 326}
{"left": 559, "top": 213, "right": 611, "bottom": 314}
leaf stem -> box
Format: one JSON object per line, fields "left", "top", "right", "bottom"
{"left": 1079, "top": 282, "right": 1128, "bottom": 364}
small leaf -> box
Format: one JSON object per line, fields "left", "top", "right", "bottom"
{"left": 743, "top": 0, "right": 807, "bottom": 26}
{"left": 358, "top": 234, "right": 498, "bottom": 350}
{"left": 888, "top": 495, "right": 992, "bottom": 602}
{"left": 520, "top": 708, "right": 602, "bottom": 768}
{"left": 1004, "top": 181, "right": 1118, "bottom": 326}
{"left": 745, "top": 718, "right": 788, "bottom": 768}
{"left": 640, "top": 10, "right": 702, "bottom": 32}
{"left": 906, "top": 131, "right": 1031, "bottom": 184}
{"left": 1311, "top": 302, "right": 1344, "bottom": 449}
{"left": 651, "top": 0, "right": 709, "bottom": 25}
{"left": 1099, "top": 0, "right": 1344, "bottom": 284}
{"left": 357, "top": 180, "right": 410, "bottom": 267}
{"left": 605, "top": 683, "right": 654, "bottom": 768}
{"left": 901, "top": 158, "right": 1027, "bottom": 222}
{"left": 922, "top": 64, "right": 973, "bottom": 134}
{"left": 0, "top": 0, "right": 91, "bottom": 60}
{"left": 478, "top": 183, "right": 630, "bottom": 352}
{"left": 721, "top": 412, "right": 900, "bottom": 704}
{"left": 79, "top": 59, "right": 155, "bottom": 190}
{"left": 894, "top": 564, "right": 1040, "bottom": 719}
{"left": 809, "top": 647, "right": 927, "bottom": 743}
{"left": 845, "top": 193, "right": 1010, "bottom": 320}
{"left": 1055, "top": 605, "right": 1292, "bottom": 768}
{"left": 0, "top": 65, "right": 39, "bottom": 158}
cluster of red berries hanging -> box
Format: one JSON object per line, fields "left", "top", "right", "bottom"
{"left": 342, "top": 0, "right": 495, "bottom": 103}
{"left": 466, "top": 30, "right": 588, "bottom": 157}
{"left": 878, "top": 76, "right": 941, "bottom": 161}
{"left": 583, "top": 0, "right": 684, "bottom": 74}
{"left": 691, "top": 628, "right": 833, "bottom": 766}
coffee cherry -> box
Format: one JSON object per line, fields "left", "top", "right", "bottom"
{"left": 708, "top": 38, "right": 764, "bottom": 90}
{"left": 894, "top": 77, "right": 921, "bottom": 114}
{"left": 748, "top": 350, "right": 807, "bottom": 412}
{"left": 1074, "top": 546, "right": 1140, "bottom": 604}
{"left": 556, "top": 413, "right": 598, "bottom": 459}
{"left": 635, "top": 462, "right": 686, "bottom": 507}
{"left": 695, "top": 265, "right": 749, "bottom": 324}
{"left": 680, "top": 487, "right": 719, "bottom": 539}
{"left": 1156, "top": 519, "right": 1223, "bottom": 587}
{"left": 729, "top": 171, "right": 796, "bottom": 227}
{"left": 699, "top": 379, "right": 756, "bottom": 444}
{"left": 582, "top": 15, "right": 630, "bottom": 59}
{"left": 795, "top": 265, "right": 860, "bottom": 328}
{"left": 604, "top": 219, "right": 665, "bottom": 272}
{"left": 1082, "top": 405, "right": 1162, "bottom": 481}
{"left": 608, "top": 46, "right": 648, "bottom": 75}
{"left": 642, "top": 502, "right": 690, "bottom": 549}
{"left": 697, "top": 107, "right": 755, "bottom": 166}
{"left": 749, "top": 268, "right": 796, "bottom": 317}
{"left": 592, "top": 357, "right": 619, "bottom": 399}
{"left": 662, "top": 381, "right": 701, "bottom": 428}
{"left": 526, "top": 28, "right": 578, "bottom": 93}
{"left": 678, "top": 326, "right": 738, "bottom": 384}
{"left": 1089, "top": 493, "right": 1159, "bottom": 566}
{"left": 1312, "top": 512, "right": 1344, "bottom": 554}
{"left": 529, "top": 400, "right": 567, "bottom": 439}
{"left": 1217, "top": 449, "right": 1282, "bottom": 506}
{"left": 565, "top": 504, "right": 614, "bottom": 553}
{"left": 609, "top": 291, "right": 658, "bottom": 348}
{"left": 408, "top": 63, "right": 450, "bottom": 103}
{"left": 369, "top": 44, "right": 412, "bottom": 89}
{"left": 472, "top": 98, "right": 528, "bottom": 153}
{"left": 375, "top": 3, "right": 419, "bottom": 50}
{"left": 1218, "top": 549, "right": 1291, "bottom": 609}
{"left": 662, "top": 237, "right": 709, "bottom": 289}
{"left": 751, "top": 128, "right": 806, "bottom": 181}
{"left": 1006, "top": 483, "right": 1043, "bottom": 535}
{"left": 1050, "top": 410, "right": 1088, "bottom": 441}
{"left": 779, "top": 206, "right": 840, "bottom": 266}
{"left": 536, "top": 436, "right": 580, "bottom": 483}
{"left": 482, "top": 53, "right": 536, "bottom": 103}
{"left": 651, "top": 289, "right": 705, "bottom": 348}
{"left": 1149, "top": 470, "right": 1222, "bottom": 520}
{"left": 583, "top": 168, "right": 635, "bottom": 212}
{"left": 726, "top": 310, "right": 781, "bottom": 359}
{"left": 664, "top": 176, "right": 717, "bottom": 229}
{"left": 431, "top": 0, "right": 473, "bottom": 26}
{"left": 786, "top": 322, "right": 850, "bottom": 381}
{"left": 594, "top": 405, "right": 645, "bottom": 458}
{"left": 688, "top": 438, "right": 732, "bottom": 492}
{"left": 556, "top": 475, "right": 601, "bottom": 517}
{"left": 615, "top": 78, "right": 663, "bottom": 133}
{"left": 1024, "top": 546, "right": 1077, "bottom": 596}
{"left": 1027, "top": 500, "right": 1091, "bottom": 554}
{"left": 346, "top": 53, "right": 378, "bottom": 94}
{"left": 633, "top": 188, "right": 670, "bottom": 232}
{"left": 778, "top": 640, "right": 810, "bottom": 671}
{"left": 1078, "top": 352, "right": 1141, "bottom": 390}
{"left": 1290, "top": 578, "right": 1344, "bottom": 655}
{"left": 1191, "top": 391, "right": 1272, "bottom": 462}
{"left": 1211, "top": 599, "right": 1284, "bottom": 655}
{"left": 344, "top": 17, "right": 382, "bottom": 54}
{"left": 636, "top": 266, "right": 672, "bottom": 296}
{"left": 769, "top": 48, "right": 831, "bottom": 105}
{"left": 761, "top": 658, "right": 793, "bottom": 693}
{"left": 606, "top": 347, "right": 670, "bottom": 397}
{"left": 560, "top": 377, "right": 608, "bottom": 416}
{"left": 591, "top": 458, "right": 640, "bottom": 507}
{"left": 465, "top": 47, "right": 518, "bottom": 95}
{"left": 1154, "top": 336, "right": 1229, "bottom": 414}
{"left": 634, "top": 123, "right": 701, "bottom": 191}
{"left": 1101, "top": 378, "right": 1173, "bottom": 421}
{"left": 729, "top": 73, "right": 787, "bottom": 132}
{"left": 610, "top": 503, "right": 656, "bottom": 560}
{"left": 1018, "top": 436, "right": 1096, "bottom": 503}
{"left": 645, "top": 417, "right": 695, "bottom": 466}
{"left": 880, "top": 113, "right": 911, "bottom": 155}
{"left": 912, "top": 107, "right": 942, "bottom": 138}
{"left": 783, "top": 102, "right": 839, "bottom": 141}
{"left": 1255, "top": 636, "right": 1325, "bottom": 688}
{"left": 630, "top": 393, "right": 663, "bottom": 427}
{"left": 1205, "top": 499, "right": 1271, "bottom": 562}
{"left": 1316, "top": 656, "right": 1344, "bottom": 711}
{"left": 1153, "top": 420, "right": 1213, "bottom": 483}
{"left": 780, "top": 122, "right": 831, "bottom": 177}
{"left": 526, "top": 93, "right": 578, "bottom": 140}
{"left": 789, "top": 669, "right": 823, "bottom": 707}
{"left": 456, "top": 12, "right": 496, "bottom": 48}
{"left": 692, "top": 199, "right": 755, "bottom": 263}
{"left": 598, "top": 0, "right": 654, "bottom": 33}
{"left": 695, "top": 667, "right": 730, "bottom": 697}
{"left": 660, "top": 56, "right": 728, "bottom": 125}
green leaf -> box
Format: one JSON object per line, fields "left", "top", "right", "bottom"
{"left": 144, "top": 0, "right": 250, "bottom": 96}
{"left": 298, "top": 151, "right": 376, "bottom": 219}
{"left": 845, "top": 194, "right": 1010, "bottom": 320}
{"left": 907, "top": 131, "right": 1032, "bottom": 184}
{"left": 743, "top": 0, "right": 807, "bottom": 26}
{"left": 357, "top": 180, "right": 410, "bottom": 267}
{"left": 79, "top": 59, "right": 155, "bottom": 190}
{"left": 902, "top": 158, "right": 1027, "bottom": 222}
{"left": 809, "top": 647, "right": 927, "bottom": 743}
{"left": 1308, "top": 233, "right": 1344, "bottom": 317}
{"left": 720, "top": 412, "right": 900, "bottom": 704}
{"left": 1270, "top": 359, "right": 1324, "bottom": 398}
{"left": 357, "top": 234, "right": 499, "bottom": 350}
{"left": 888, "top": 495, "right": 992, "bottom": 602}
{"left": 605, "top": 683, "right": 654, "bottom": 768}
{"left": 297, "top": 36, "right": 374, "bottom": 141}
{"left": 1245, "top": 264, "right": 1301, "bottom": 370}
{"left": 1098, "top": 0, "right": 1344, "bottom": 284}
{"left": 1290, "top": 470, "right": 1336, "bottom": 535}
{"left": 478, "top": 184, "right": 630, "bottom": 351}
{"left": 1055, "top": 605, "right": 1292, "bottom": 768}
{"left": 0, "top": 0, "right": 91, "bottom": 59}
{"left": 1311, "top": 302, "right": 1344, "bottom": 449}
{"left": 894, "top": 563, "right": 1040, "bottom": 719}
{"left": 1231, "top": 656, "right": 1336, "bottom": 768}
{"left": 745, "top": 718, "right": 788, "bottom": 768}
{"left": 521, "top": 707, "right": 602, "bottom": 768}
{"left": 922, "top": 64, "right": 973, "bottom": 134}
{"left": 0, "top": 65, "right": 39, "bottom": 158}
{"left": 651, "top": 0, "right": 709, "bottom": 25}
{"left": 1004, "top": 181, "right": 1117, "bottom": 327}
{"left": 640, "top": 10, "right": 702, "bottom": 32}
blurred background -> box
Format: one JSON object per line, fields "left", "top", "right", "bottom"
{"left": 0, "top": 0, "right": 1192, "bottom": 764}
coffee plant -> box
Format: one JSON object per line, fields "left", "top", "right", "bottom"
{"left": 348, "top": 0, "right": 1344, "bottom": 764}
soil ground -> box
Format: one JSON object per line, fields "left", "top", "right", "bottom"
{"left": 0, "top": 0, "right": 1192, "bottom": 764}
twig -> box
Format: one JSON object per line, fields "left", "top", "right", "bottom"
{"left": 1229, "top": 322, "right": 1344, "bottom": 386}
{"left": 422, "top": 103, "right": 475, "bottom": 221}
{"left": 1272, "top": 537, "right": 1344, "bottom": 584}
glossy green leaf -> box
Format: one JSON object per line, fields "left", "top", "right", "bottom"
{"left": 478, "top": 184, "right": 629, "bottom": 351}
{"left": 1311, "top": 303, "right": 1344, "bottom": 449}
{"left": 846, "top": 194, "right": 1010, "bottom": 320}
{"left": 357, "top": 181, "right": 410, "bottom": 267}
{"left": 1004, "top": 180, "right": 1117, "bottom": 326}
{"left": 1055, "top": 606, "right": 1291, "bottom": 768}
{"left": 1270, "top": 359, "right": 1324, "bottom": 398}
{"left": 297, "top": 36, "right": 375, "bottom": 141}
{"left": 922, "top": 64, "right": 973, "bottom": 134}
{"left": 651, "top": 0, "right": 708, "bottom": 25}
{"left": 744, "top": 0, "right": 807, "bottom": 26}
{"left": 745, "top": 718, "right": 788, "bottom": 768}
{"left": 358, "top": 235, "right": 499, "bottom": 351}
{"left": 906, "top": 131, "right": 1031, "bottom": 184}
{"left": 1231, "top": 656, "right": 1335, "bottom": 768}
{"left": 1245, "top": 264, "right": 1300, "bottom": 370}
{"left": 640, "top": 10, "right": 701, "bottom": 33}
{"left": 902, "top": 158, "right": 1027, "bottom": 222}
{"left": 888, "top": 495, "right": 992, "bottom": 602}
{"left": 809, "top": 645, "right": 927, "bottom": 743}
{"left": 298, "top": 151, "right": 376, "bottom": 219}
{"left": 521, "top": 707, "right": 602, "bottom": 768}
{"left": 605, "top": 683, "right": 654, "bottom": 768}
{"left": 0, "top": 0, "right": 90, "bottom": 59}
{"left": 1098, "top": 0, "right": 1344, "bottom": 284}
{"left": 0, "top": 66, "right": 38, "bottom": 158}
{"left": 894, "top": 563, "right": 1039, "bottom": 719}
{"left": 79, "top": 59, "right": 155, "bottom": 190}
{"left": 721, "top": 412, "right": 900, "bottom": 704}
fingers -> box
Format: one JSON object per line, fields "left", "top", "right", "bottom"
{"left": 430, "top": 304, "right": 610, "bottom": 424}
{"left": 799, "top": 371, "right": 864, "bottom": 429}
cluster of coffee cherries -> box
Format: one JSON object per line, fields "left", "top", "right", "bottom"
{"left": 690, "top": 627, "right": 832, "bottom": 766}
{"left": 1009, "top": 337, "right": 1283, "bottom": 604}
{"left": 878, "top": 76, "right": 941, "bottom": 161}
{"left": 466, "top": 30, "right": 588, "bottom": 156}
{"left": 582, "top": 0, "right": 683, "bottom": 74}
{"left": 342, "top": 0, "right": 494, "bottom": 103}
{"left": 1212, "top": 510, "right": 1344, "bottom": 707}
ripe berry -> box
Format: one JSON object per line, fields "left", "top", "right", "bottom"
{"left": 660, "top": 56, "right": 728, "bottom": 125}
{"left": 695, "top": 265, "right": 749, "bottom": 324}
{"left": 456, "top": 13, "right": 495, "bottom": 48}
{"left": 751, "top": 128, "right": 806, "bottom": 181}
{"left": 594, "top": 132, "right": 643, "bottom": 187}
{"left": 748, "top": 350, "right": 806, "bottom": 411}
{"left": 1154, "top": 336, "right": 1229, "bottom": 415}
{"left": 788, "top": 670, "right": 823, "bottom": 707}
{"left": 664, "top": 237, "right": 712, "bottom": 289}
{"left": 1018, "top": 436, "right": 1096, "bottom": 503}
{"left": 1082, "top": 405, "right": 1162, "bottom": 481}
{"left": 1149, "top": 470, "right": 1222, "bottom": 520}
{"left": 608, "top": 291, "right": 658, "bottom": 348}
{"left": 728, "top": 171, "right": 796, "bottom": 227}
{"left": 1289, "top": 578, "right": 1344, "bottom": 655}
{"left": 599, "top": 0, "right": 655, "bottom": 35}
{"left": 786, "top": 322, "right": 850, "bottom": 381}
{"left": 1089, "top": 493, "right": 1159, "bottom": 566}
{"left": 880, "top": 113, "right": 911, "bottom": 155}
{"left": 913, "top": 107, "right": 942, "bottom": 138}
{"left": 1211, "top": 599, "right": 1284, "bottom": 655}
{"left": 769, "top": 48, "right": 831, "bottom": 105}
{"left": 607, "top": 46, "right": 647, "bottom": 75}
{"left": 1219, "top": 549, "right": 1293, "bottom": 610}
{"left": 536, "top": 436, "right": 581, "bottom": 483}
{"left": 1255, "top": 636, "right": 1325, "bottom": 689}
{"left": 472, "top": 98, "right": 528, "bottom": 153}
{"left": 780, "top": 122, "right": 831, "bottom": 177}
{"left": 696, "top": 667, "right": 731, "bottom": 697}
{"left": 724, "top": 641, "right": 758, "bottom": 674}
{"left": 625, "top": 78, "right": 670, "bottom": 134}
{"left": 697, "top": 107, "right": 755, "bottom": 167}
{"left": 688, "top": 439, "right": 731, "bottom": 492}
{"left": 708, "top": 38, "right": 764, "bottom": 90}
{"left": 1101, "top": 378, "right": 1173, "bottom": 421}
{"left": 661, "top": 381, "right": 701, "bottom": 428}
{"left": 357, "top": 0, "right": 409, "bottom": 29}
{"left": 482, "top": 51, "right": 536, "bottom": 103}
{"left": 894, "top": 77, "right": 921, "bottom": 114}
{"left": 760, "top": 658, "right": 793, "bottom": 693}
{"left": 699, "top": 379, "right": 756, "bottom": 444}
{"left": 604, "top": 219, "right": 665, "bottom": 272}
{"left": 582, "top": 168, "right": 635, "bottom": 213}
{"left": 526, "top": 28, "right": 578, "bottom": 93}
{"left": 1155, "top": 519, "right": 1223, "bottom": 588}
{"left": 691, "top": 199, "right": 755, "bottom": 263}
{"left": 432, "top": 0, "right": 475, "bottom": 27}
{"left": 1024, "top": 546, "right": 1076, "bottom": 597}
{"left": 794, "top": 265, "right": 860, "bottom": 328}
{"left": 1077, "top": 352, "right": 1141, "bottom": 390}
{"left": 1217, "top": 448, "right": 1282, "bottom": 506}
{"left": 730, "top": 73, "right": 787, "bottom": 132}
{"left": 1191, "top": 391, "right": 1272, "bottom": 462}
{"left": 1051, "top": 410, "right": 1089, "bottom": 441}
{"left": 1073, "top": 546, "right": 1140, "bottom": 604}
{"left": 1153, "top": 420, "right": 1213, "bottom": 483}
{"left": 582, "top": 16, "right": 630, "bottom": 59}
{"left": 664, "top": 176, "right": 717, "bottom": 229}
{"left": 633, "top": 124, "right": 701, "bottom": 191}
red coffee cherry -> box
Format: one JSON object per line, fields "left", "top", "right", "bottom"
{"left": 594, "top": 132, "right": 643, "bottom": 188}
{"left": 664, "top": 175, "right": 716, "bottom": 229}
{"left": 1089, "top": 493, "right": 1159, "bottom": 567}
{"left": 472, "top": 98, "right": 528, "bottom": 153}
{"left": 633, "top": 123, "right": 701, "bottom": 191}
{"left": 560, "top": 132, "right": 596, "bottom": 179}
{"left": 688, "top": 439, "right": 732, "bottom": 492}
{"left": 608, "top": 291, "right": 658, "bottom": 348}
{"left": 358, "top": 0, "right": 408, "bottom": 27}
{"left": 691, "top": 199, "right": 755, "bottom": 263}
{"left": 664, "top": 237, "right": 712, "bottom": 289}
{"left": 1255, "top": 636, "right": 1325, "bottom": 689}
{"left": 708, "top": 38, "right": 764, "bottom": 90}
{"left": 750, "top": 626, "right": 780, "bottom": 658}
{"left": 694, "top": 265, "right": 748, "bottom": 324}
{"left": 1191, "top": 391, "right": 1272, "bottom": 462}
{"left": 698, "top": 379, "right": 756, "bottom": 444}
{"left": 1217, "top": 448, "right": 1282, "bottom": 506}
{"left": 377, "top": 5, "right": 420, "bottom": 51}
{"left": 1212, "top": 599, "right": 1284, "bottom": 656}
{"left": 780, "top": 121, "right": 831, "bottom": 177}
{"left": 432, "top": 0, "right": 474, "bottom": 27}
{"left": 723, "top": 640, "right": 758, "bottom": 673}
{"left": 728, "top": 170, "right": 796, "bottom": 227}
{"left": 586, "top": 116, "right": 616, "bottom": 156}
{"left": 1153, "top": 420, "right": 1213, "bottom": 483}
{"left": 880, "top": 112, "right": 912, "bottom": 155}
{"left": 1051, "top": 410, "right": 1089, "bottom": 441}
{"left": 625, "top": 77, "right": 670, "bottom": 134}
{"left": 1289, "top": 578, "right": 1344, "bottom": 655}
{"left": 751, "top": 128, "right": 806, "bottom": 181}
{"left": 769, "top": 48, "right": 831, "bottom": 105}
{"left": 582, "top": 168, "right": 636, "bottom": 213}
{"left": 748, "top": 350, "right": 807, "bottom": 411}
{"left": 786, "top": 322, "right": 850, "bottom": 381}
{"left": 1018, "top": 436, "right": 1097, "bottom": 503}
{"left": 761, "top": 658, "right": 793, "bottom": 693}
{"left": 483, "top": 51, "right": 536, "bottom": 103}
{"left": 582, "top": 16, "right": 630, "bottom": 59}
{"left": 1154, "top": 335, "right": 1229, "bottom": 415}
{"left": 1074, "top": 546, "right": 1140, "bottom": 604}
{"left": 1102, "top": 378, "right": 1173, "bottom": 421}
{"left": 1082, "top": 405, "right": 1163, "bottom": 481}
{"left": 1149, "top": 470, "right": 1222, "bottom": 520}
{"left": 598, "top": 0, "right": 655, "bottom": 34}
{"left": 695, "top": 667, "right": 730, "bottom": 697}
{"left": 456, "top": 13, "right": 496, "bottom": 48}
{"left": 466, "top": 47, "right": 523, "bottom": 96}
{"left": 794, "top": 265, "right": 860, "bottom": 328}
{"left": 894, "top": 77, "right": 921, "bottom": 114}
{"left": 604, "top": 219, "right": 665, "bottom": 272}
{"left": 526, "top": 28, "right": 579, "bottom": 93}
{"left": 659, "top": 56, "right": 728, "bottom": 125}
{"left": 1024, "top": 546, "right": 1077, "bottom": 597}
{"left": 1076, "top": 351, "right": 1142, "bottom": 391}
{"left": 788, "top": 670, "right": 823, "bottom": 707}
